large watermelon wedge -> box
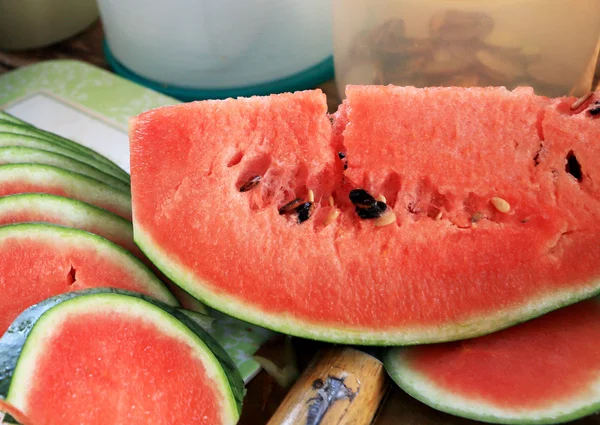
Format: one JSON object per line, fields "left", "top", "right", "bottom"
{"left": 130, "top": 86, "right": 600, "bottom": 345}
{"left": 0, "top": 163, "right": 131, "bottom": 219}
{"left": 383, "top": 298, "right": 600, "bottom": 424}
{"left": 0, "top": 222, "right": 177, "bottom": 334}
{"left": 0, "top": 288, "right": 244, "bottom": 425}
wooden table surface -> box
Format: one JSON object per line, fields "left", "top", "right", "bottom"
{"left": 2, "top": 19, "right": 600, "bottom": 425}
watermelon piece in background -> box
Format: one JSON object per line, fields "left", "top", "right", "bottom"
{"left": 384, "top": 298, "right": 600, "bottom": 424}
{"left": 0, "top": 222, "right": 177, "bottom": 335}
{"left": 0, "top": 193, "right": 142, "bottom": 262}
{"left": 129, "top": 86, "right": 600, "bottom": 345}
{"left": 0, "top": 116, "right": 129, "bottom": 182}
{"left": 0, "top": 131, "right": 129, "bottom": 188}
{"left": 0, "top": 164, "right": 131, "bottom": 220}
{"left": 0, "top": 193, "right": 207, "bottom": 314}
{"left": 0, "top": 146, "right": 130, "bottom": 192}
{"left": 0, "top": 289, "right": 244, "bottom": 425}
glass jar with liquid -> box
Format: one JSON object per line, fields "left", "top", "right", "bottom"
{"left": 333, "top": 0, "right": 600, "bottom": 97}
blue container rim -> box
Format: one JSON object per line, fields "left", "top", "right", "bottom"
{"left": 103, "top": 40, "right": 335, "bottom": 101}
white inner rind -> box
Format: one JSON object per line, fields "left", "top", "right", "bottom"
{"left": 385, "top": 348, "right": 600, "bottom": 424}
{"left": 6, "top": 293, "right": 238, "bottom": 425}
{"left": 0, "top": 223, "right": 176, "bottom": 306}
{"left": 134, "top": 223, "right": 600, "bottom": 345}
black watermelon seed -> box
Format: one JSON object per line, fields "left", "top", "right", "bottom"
{"left": 356, "top": 206, "right": 382, "bottom": 219}
{"left": 355, "top": 201, "right": 387, "bottom": 219}
{"left": 278, "top": 198, "right": 303, "bottom": 215}
{"left": 239, "top": 175, "right": 261, "bottom": 192}
{"left": 296, "top": 202, "right": 314, "bottom": 223}
{"left": 349, "top": 189, "right": 377, "bottom": 208}
{"left": 376, "top": 201, "right": 387, "bottom": 211}
{"left": 588, "top": 105, "right": 600, "bottom": 116}
{"left": 338, "top": 152, "right": 349, "bottom": 170}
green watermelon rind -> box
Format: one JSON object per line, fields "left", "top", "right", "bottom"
{"left": 0, "top": 112, "right": 22, "bottom": 125}
{"left": 0, "top": 163, "right": 132, "bottom": 219}
{"left": 0, "top": 118, "right": 129, "bottom": 182}
{"left": 134, "top": 222, "right": 600, "bottom": 345}
{"left": 0, "top": 192, "right": 133, "bottom": 237}
{"left": 0, "top": 146, "right": 130, "bottom": 192}
{"left": 0, "top": 222, "right": 178, "bottom": 307}
{"left": 0, "top": 131, "right": 129, "bottom": 186}
{"left": 1, "top": 289, "right": 243, "bottom": 422}
{"left": 383, "top": 346, "right": 600, "bottom": 425}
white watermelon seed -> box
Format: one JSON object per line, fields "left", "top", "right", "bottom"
{"left": 376, "top": 194, "right": 387, "bottom": 203}
{"left": 323, "top": 209, "right": 341, "bottom": 227}
{"left": 328, "top": 196, "right": 335, "bottom": 208}
{"left": 435, "top": 211, "right": 443, "bottom": 221}
{"left": 571, "top": 92, "right": 593, "bottom": 111}
{"left": 491, "top": 197, "right": 511, "bottom": 213}
{"left": 308, "top": 189, "right": 315, "bottom": 203}
{"left": 374, "top": 211, "right": 397, "bottom": 227}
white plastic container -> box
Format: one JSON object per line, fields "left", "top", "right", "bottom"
{"left": 98, "top": 0, "right": 333, "bottom": 94}
{"left": 333, "top": 0, "right": 600, "bottom": 97}
{"left": 0, "top": 0, "right": 98, "bottom": 51}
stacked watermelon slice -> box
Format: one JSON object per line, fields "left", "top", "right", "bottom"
{"left": 0, "top": 112, "right": 243, "bottom": 425}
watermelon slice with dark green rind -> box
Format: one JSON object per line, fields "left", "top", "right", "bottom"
{"left": 0, "top": 120, "right": 129, "bottom": 181}
{"left": 0, "top": 222, "right": 178, "bottom": 335}
{"left": 130, "top": 87, "right": 600, "bottom": 345}
{"left": 0, "top": 193, "right": 139, "bottom": 261}
{"left": 0, "top": 288, "right": 243, "bottom": 424}
{"left": 0, "top": 193, "right": 207, "bottom": 314}
{"left": 0, "top": 132, "right": 129, "bottom": 185}
{"left": 0, "top": 163, "right": 131, "bottom": 220}
{"left": 383, "top": 298, "right": 600, "bottom": 424}
{"left": 0, "top": 146, "right": 129, "bottom": 192}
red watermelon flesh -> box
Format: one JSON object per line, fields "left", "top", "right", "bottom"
{"left": 3, "top": 292, "right": 242, "bottom": 425}
{"left": 20, "top": 314, "right": 220, "bottom": 424}
{"left": 130, "top": 86, "right": 600, "bottom": 344}
{"left": 0, "top": 223, "right": 176, "bottom": 334}
{"left": 384, "top": 298, "right": 600, "bottom": 423}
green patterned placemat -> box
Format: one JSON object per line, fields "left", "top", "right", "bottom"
{"left": 0, "top": 59, "right": 274, "bottom": 383}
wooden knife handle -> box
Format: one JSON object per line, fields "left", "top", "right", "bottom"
{"left": 266, "top": 346, "right": 390, "bottom": 425}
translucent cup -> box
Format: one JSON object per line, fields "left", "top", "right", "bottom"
{"left": 333, "top": 0, "right": 600, "bottom": 97}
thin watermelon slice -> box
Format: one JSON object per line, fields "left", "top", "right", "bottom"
{"left": 0, "top": 193, "right": 139, "bottom": 259}
{"left": 0, "top": 288, "right": 243, "bottom": 425}
{"left": 0, "top": 222, "right": 177, "bottom": 334}
{"left": 0, "top": 131, "right": 128, "bottom": 185}
{"left": 130, "top": 86, "right": 600, "bottom": 345}
{"left": 0, "top": 163, "right": 131, "bottom": 219}
{"left": 0, "top": 119, "right": 129, "bottom": 181}
{"left": 0, "top": 146, "right": 129, "bottom": 192}
{"left": 0, "top": 132, "right": 129, "bottom": 185}
{"left": 0, "top": 193, "right": 207, "bottom": 314}
{"left": 384, "top": 298, "right": 600, "bottom": 424}
{"left": 0, "top": 111, "right": 22, "bottom": 124}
